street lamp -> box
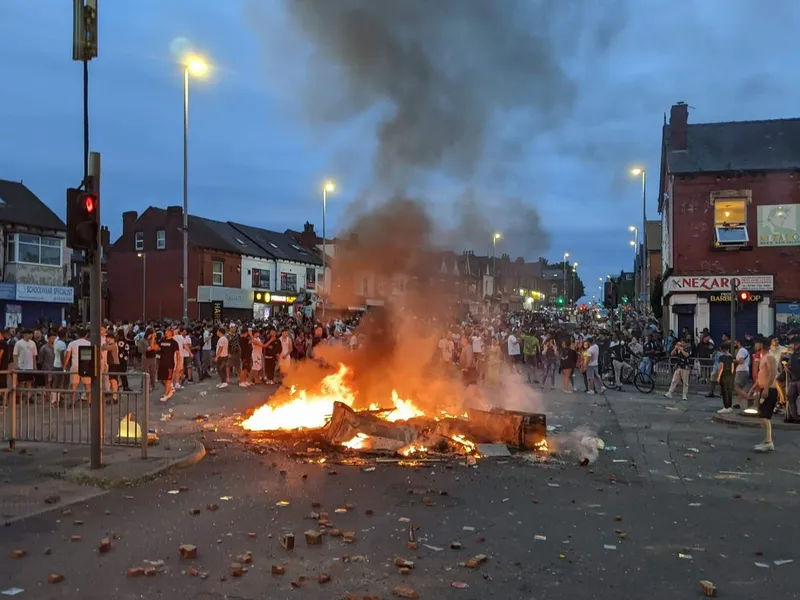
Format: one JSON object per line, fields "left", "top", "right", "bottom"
{"left": 181, "top": 53, "right": 211, "bottom": 323}
{"left": 562, "top": 252, "right": 569, "bottom": 305}
{"left": 572, "top": 261, "right": 578, "bottom": 304}
{"left": 137, "top": 252, "right": 146, "bottom": 322}
{"left": 492, "top": 232, "right": 502, "bottom": 278}
{"left": 322, "top": 180, "right": 335, "bottom": 314}
{"left": 630, "top": 167, "right": 647, "bottom": 305}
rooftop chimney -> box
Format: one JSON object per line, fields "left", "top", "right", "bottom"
{"left": 303, "top": 221, "right": 315, "bottom": 234}
{"left": 669, "top": 102, "right": 688, "bottom": 151}
{"left": 122, "top": 211, "right": 137, "bottom": 234}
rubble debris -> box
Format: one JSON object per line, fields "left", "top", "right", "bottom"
{"left": 423, "top": 544, "right": 442, "bottom": 552}
{"left": 98, "top": 538, "right": 111, "bottom": 553}
{"left": 70, "top": 535, "right": 82, "bottom": 542}
{"left": 47, "top": 574, "right": 65, "bottom": 584}
{"left": 700, "top": 580, "right": 717, "bottom": 597}
{"left": 614, "top": 515, "right": 623, "bottom": 522}
{"left": 178, "top": 544, "right": 198, "bottom": 559}
{"left": 311, "top": 501, "right": 322, "bottom": 508}
{"left": 10, "top": 550, "right": 27, "bottom": 559}
{"left": 186, "top": 568, "right": 199, "bottom": 577}
{"left": 408, "top": 542, "right": 418, "bottom": 550}
{"left": 392, "top": 586, "right": 420, "bottom": 599}
{"left": 451, "top": 581, "right": 470, "bottom": 589}
{"left": 290, "top": 580, "right": 301, "bottom": 588}
{"left": 127, "top": 568, "right": 145, "bottom": 577}
{"left": 206, "top": 504, "right": 219, "bottom": 511}
{"left": 464, "top": 554, "right": 488, "bottom": 568}
{"left": 272, "top": 565, "right": 286, "bottom": 575}
{"left": 236, "top": 552, "right": 253, "bottom": 564}
{"left": 365, "top": 509, "right": 374, "bottom": 515}
{"left": 330, "top": 529, "right": 343, "bottom": 537}
{"left": 305, "top": 531, "right": 322, "bottom": 546}
{"left": 44, "top": 495, "right": 61, "bottom": 505}
{"left": 343, "top": 531, "right": 357, "bottom": 543}
{"left": 775, "top": 559, "right": 794, "bottom": 566}
{"left": 450, "top": 542, "right": 462, "bottom": 549}
{"left": 280, "top": 534, "right": 295, "bottom": 550}
{"left": 247, "top": 532, "right": 257, "bottom": 538}
{"left": 318, "top": 573, "right": 332, "bottom": 584}
{"left": 143, "top": 567, "right": 157, "bottom": 577}
{"left": 44, "top": 547, "right": 52, "bottom": 555}
{"left": 230, "top": 562, "right": 244, "bottom": 577}
{"left": 395, "top": 557, "right": 415, "bottom": 569}
{"left": 329, "top": 401, "right": 419, "bottom": 449}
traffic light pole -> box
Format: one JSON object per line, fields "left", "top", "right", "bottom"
{"left": 88, "top": 152, "right": 103, "bottom": 470}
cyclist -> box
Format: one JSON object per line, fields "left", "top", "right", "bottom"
{"left": 609, "top": 334, "right": 630, "bottom": 391}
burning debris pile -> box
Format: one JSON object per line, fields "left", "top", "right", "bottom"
{"left": 240, "top": 363, "right": 547, "bottom": 459}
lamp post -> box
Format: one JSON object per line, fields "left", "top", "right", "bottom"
{"left": 572, "top": 261, "right": 578, "bottom": 305}
{"left": 630, "top": 168, "right": 647, "bottom": 305}
{"left": 492, "top": 233, "right": 501, "bottom": 276}
{"left": 562, "top": 252, "right": 569, "bottom": 304}
{"left": 322, "top": 181, "right": 335, "bottom": 316}
{"left": 182, "top": 54, "right": 210, "bottom": 323}
{"left": 137, "top": 252, "right": 146, "bottom": 322}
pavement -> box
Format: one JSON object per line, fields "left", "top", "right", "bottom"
{"left": 2, "top": 376, "right": 800, "bottom": 599}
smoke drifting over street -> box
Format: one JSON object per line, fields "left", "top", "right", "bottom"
{"left": 277, "top": 0, "right": 626, "bottom": 187}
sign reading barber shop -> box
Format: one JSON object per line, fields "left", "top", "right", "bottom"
{"left": 664, "top": 275, "right": 774, "bottom": 294}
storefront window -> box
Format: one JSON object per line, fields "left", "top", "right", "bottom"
{"left": 775, "top": 302, "right": 800, "bottom": 341}
{"left": 306, "top": 267, "right": 316, "bottom": 285}
{"left": 252, "top": 268, "right": 270, "bottom": 289}
{"left": 280, "top": 272, "right": 297, "bottom": 292}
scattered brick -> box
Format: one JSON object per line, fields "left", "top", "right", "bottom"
{"left": 305, "top": 530, "right": 323, "bottom": 545}
{"left": 45, "top": 495, "right": 61, "bottom": 505}
{"left": 10, "top": 549, "right": 27, "bottom": 559}
{"left": 44, "top": 547, "right": 52, "bottom": 555}
{"left": 343, "top": 531, "right": 356, "bottom": 543}
{"left": 144, "top": 567, "right": 157, "bottom": 577}
{"left": 70, "top": 535, "right": 82, "bottom": 542}
{"left": 236, "top": 552, "right": 253, "bottom": 564}
{"left": 179, "top": 486, "right": 189, "bottom": 492}
{"left": 189, "top": 508, "right": 201, "bottom": 515}
{"left": 733, "top": 493, "right": 742, "bottom": 499}
{"left": 280, "top": 533, "right": 295, "bottom": 550}
{"left": 345, "top": 503, "right": 355, "bottom": 511}
{"left": 700, "top": 580, "right": 717, "bottom": 597}
{"left": 399, "top": 567, "right": 411, "bottom": 576}
{"left": 395, "top": 557, "right": 415, "bottom": 569}
{"left": 127, "top": 567, "right": 145, "bottom": 578}
{"left": 392, "top": 586, "right": 420, "bottom": 599}
{"left": 186, "top": 568, "right": 199, "bottom": 577}
{"left": 408, "top": 541, "right": 418, "bottom": 550}
{"left": 330, "top": 529, "right": 343, "bottom": 537}
{"left": 290, "top": 580, "right": 301, "bottom": 588}
{"left": 614, "top": 515, "right": 623, "bottom": 522}
{"left": 318, "top": 573, "right": 331, "bottom": 584}
{"left": 178, "top": 544, "right": 198, "bottom": 559}
{"left": 247, "top": 532, "right": 257, "bottom": 538}
{"left": 311, "top": 501, "right": 322, "bottom": 508}
{"left": 365, "top": 509, "right": 374, "bottom": 515}
{"left": 451, "top": 541, "right": 462, "bottom": 549}
{"left": 230, "top": 562, "right": 244, "bottom": 577}
{"left": 422, "top": 497, "right": 433, "bottom": 507}
{"left": 98, "top": 538, "right": 111, "bottom": 553}
{"left": 271, "top": 565, "right": 286, "bottom": 575}
{"left": 319, "top": 511, "right": 329, "bottom": 520}
{"left": 206, "top": 503, "right": 219, "bottom": 511}
{"left": 48, "top": 573, "right": 65, "bottom": 584}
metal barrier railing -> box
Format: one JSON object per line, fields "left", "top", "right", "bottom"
{"left": 0, "top": 370, "right": 150, "bottom": 458}
{"left": 652, "top": 357, "right": 717, "bottom": 390}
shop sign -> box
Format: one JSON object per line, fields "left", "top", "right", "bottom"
{"left": 270, "top": 294, "right": 297, "bottom": 304}
{"left": 15, "top": 284, "right": 74, "bottom": 304}
{"left": 211, "top": 300, "right": 224, "bottom": 321}
{"left": 664, "top": 275, "right": 773, "bottom": 293}
{"left": 709, "top": 293, "right": 762, "bottom": 303}
{"left": 0, "top": 283, "right": 15, "bottom": 301}
{"left": 757, "top": 204, "right": 800, "bottom": 247}
{"left": 197, "top": 286, "right": 252, "bottom": 309}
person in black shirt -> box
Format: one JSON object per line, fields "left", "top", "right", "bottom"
{"left": 665, "top": 340, "right": 691, "bottom": 401}
{"left": 785, "top": 337, "right": 800, "bottom": 423}
{"left": 158, "top": 329, "right": 180, "bottom": 403}
{"left": 116, "top": 329, "right": 132, "bottom": 391}
{"left": 609, "top": 337, "right": 629, "bottom": 390}
{"left": 239, "top": 329, "right": 252, "bottom": 387}
{"left": 716, "top": 342, "right": 736, "bottom": 414}
{"left": 559, "top": 340, "right": 578, "bottom": 393}
{"left": 262, "top": 330, "right": 279, "bottom": 385}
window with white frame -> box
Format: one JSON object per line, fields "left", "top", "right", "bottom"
{"left": 212, "top": 260, "right": 224, "bottom": 286}
{"left": 156, "top": 230, "right": 166, "bottom": 250}
{"left": 135, "top": 231, "right": 144, "bottom": 251}
{"left": 5, "top": 233, "right": 62, "bottom": 267}
{"left": 714, "top": 197, "right": 749, "bottom": 246}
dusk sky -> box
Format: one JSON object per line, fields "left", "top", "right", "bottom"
{"left": 2, "top": 1, "right": 798, "bottom": 301}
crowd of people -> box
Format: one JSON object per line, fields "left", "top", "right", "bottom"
{"left": 4, "top": 305, "right": 799, "bottom": 454}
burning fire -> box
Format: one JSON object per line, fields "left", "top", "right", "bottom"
{"left": 342, "top": 433, "right": 369, "bottom": 449}
{"left": 534, "top": 439, "right": 549, "bottom": 453}
{"left": 241, "top": 363, "right": 425, "bottom": 432}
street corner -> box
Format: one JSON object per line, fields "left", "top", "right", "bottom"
{"left": 713, "top": 410, "right": 800, "bottom": 430}
{"left": 62, "top": 437, "right": 206, "bottom": 489}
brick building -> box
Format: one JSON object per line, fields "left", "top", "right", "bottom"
{"left": 658, "top": 102, "right": 800, "bottom": 340}
{"left": 107, "top": 206, "right": 323, "bottom": 322}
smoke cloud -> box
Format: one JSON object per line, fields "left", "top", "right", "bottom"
{"left": 262, "top": 0, "right": 626, "bottom": 188}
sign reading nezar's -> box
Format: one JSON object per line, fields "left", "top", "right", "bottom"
{"left": 664, "top": 275, "right": 774, "bottom": 294}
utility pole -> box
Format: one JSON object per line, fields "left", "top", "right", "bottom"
{"left": 73, "top": 0, "right": 102, "bottom": 469}
{"left": 730, "top": 280, "right": 737, "bottom": 346}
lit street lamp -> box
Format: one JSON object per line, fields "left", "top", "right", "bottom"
{"left": 181, "top": 53, "right": 211, "bottom": 322}
{"left": 492, "top": 232, "right": 502, "bottom": 279}
{"left": 137, "top": 252, "right": 146, "bottom": 322}
{"left": 321, "top": 181, "right": 335, "bottom": 314}
{"left": 562, "top": 252, "right": 569, "bottom": 305}
{"left": 630, "top": 167, "right": 647, "bottom": 304}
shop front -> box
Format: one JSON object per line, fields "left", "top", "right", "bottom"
{"left": 775, "top": 302, "right": 800, "bottom": 340}
{"left": 252, "top": 292, "right": 298, "bottom": 320}
{"left": 663, "top": 274, "right": 774, "bottom": 340}
{"left": 197, "top": 286, "right": 253, "bottom": 322}
{"left": 1, "top": 283, "right": 75, "bottom": 327}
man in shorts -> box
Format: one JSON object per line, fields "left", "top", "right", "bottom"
{"left": 754, "top": 347, "right": 779, "bottom": 452}
{"left": 158, "top": 329, "right": 180, "bottom": 403}
{"left": 64, "top": 329, "right": 92, "bottom": 404}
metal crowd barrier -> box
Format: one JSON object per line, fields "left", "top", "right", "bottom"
{"left": 651, "top": 357, "right": 717, "bottom": 390}
{"left": 0, "top": 370, "right": 150, "bottom": 458}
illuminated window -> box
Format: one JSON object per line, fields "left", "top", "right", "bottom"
{"left": 714, "top": 199, "right": 748, "bottom": 246}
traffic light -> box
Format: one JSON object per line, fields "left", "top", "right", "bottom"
{"left": 738, "top": 290, "right": 751, "bottom": 302}
{"left": 621, "top": 296, "right": 629, "bottom": 304}
{"left": 67, "top": 187, "right": 99, "bottom": 250}
{"left": 557, "top": 296, "right": 564, "bottom": 305}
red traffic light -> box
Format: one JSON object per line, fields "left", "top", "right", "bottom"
{"left": 738, "top": 291, "right": 751, "bottom": 302}
{"left": 83, "top": 193, "right": 97, "bottom": 213}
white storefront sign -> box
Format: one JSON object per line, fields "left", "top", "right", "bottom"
{"left": 197, "top": 286, "right": 253, "bottom": 309}
{"left": 15, "top": 284, "right": 75, "bottom": 304}
{"left": 664, "top": 275, "right": 774, "bottom": 294}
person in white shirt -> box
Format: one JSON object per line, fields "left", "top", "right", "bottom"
{"left": 439, "top": 333, "right": 455, "bottom": 364}
{"left": 215, "top": 327, "right": 229, "bottom": 388}
{"left": 734, "top": 339, "right": 751, "bottom": 406}
{"left": 172, "top": 328, "right": 185, "bottom": 389}
{"left": 13, "top": 330, "right": 38, "bottom": 388}
{"left": 279, "top": 329, "right": 293, "bottom": 378}
{"left": 507, "top": 330, "right": 521, "bottom": 372}
{"left": 64, "top": 329, "right": 92, "bottom": 403}
{"left": 585, "top": 336, "right": 606, "bottom": 394}
{"left": 201, "top": 327, "right": 213, "bottom": 380}
{"left": 53, "top": 330, "right": 68, "bottom": 393}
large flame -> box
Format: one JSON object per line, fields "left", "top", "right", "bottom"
{"left": 241, "top": 363, "right": 425, "bottom": 432}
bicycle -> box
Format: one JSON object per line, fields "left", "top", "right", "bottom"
{"left": 607, "top": 356, "right": 655, "bottom": 394}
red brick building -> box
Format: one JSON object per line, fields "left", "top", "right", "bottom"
{"left": 658, "top": 102, "right": 800, "bottom": 340}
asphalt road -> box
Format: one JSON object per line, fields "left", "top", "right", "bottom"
{"left": 3, "top": 385, "right": 800, "bottom": 600}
